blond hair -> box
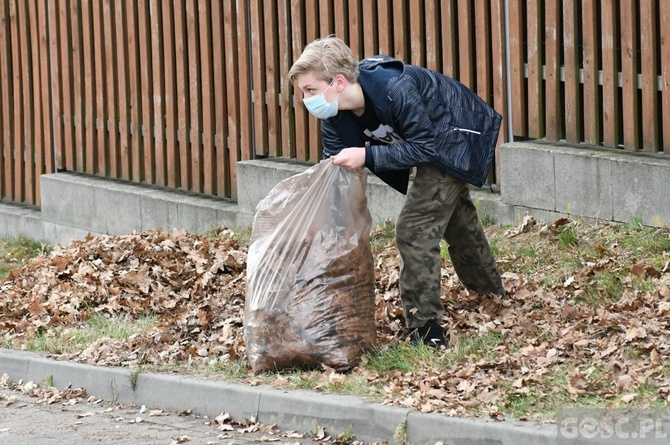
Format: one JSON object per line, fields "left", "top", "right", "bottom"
{"left": 288, "top": 36, "right": 359, "bottom": 84}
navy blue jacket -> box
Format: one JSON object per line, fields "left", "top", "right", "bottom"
{"left": 321, "top": 56, "right": 502, "bottom": 194}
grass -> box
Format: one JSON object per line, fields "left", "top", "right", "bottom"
{"left": 0, "top": 237, "right": 48, "bottom": 280}
{"left": 449, "top": 331, "right": 508, "bottom": 362}
{"left": 370, "top": 220, "right": 396, "bottom": 252}
{"left": 2, "top": 217, "right": 669, "bottom": 422}
{"left": 364, "top": 342, "right": 442, "bottom": 375}
{"left": 21, "top": 312, "right": 157, "bottom": 354}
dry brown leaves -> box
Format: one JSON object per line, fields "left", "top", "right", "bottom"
{"left": 1, "top": 219, "right": 669, "bottom": 421}
{"left": 0, "top": 228, "right": 248, "bottom": 367}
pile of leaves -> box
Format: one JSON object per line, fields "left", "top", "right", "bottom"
{"left": 1, "top": 217, "right": 669, "bottom": 422}
{"left": 0, "top": 228, "right": 248, "bottom": 366}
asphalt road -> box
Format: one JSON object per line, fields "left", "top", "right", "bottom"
{"left": 0, "top": 386, "right": 329, "bottom": 445}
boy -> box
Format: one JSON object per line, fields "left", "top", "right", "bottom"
{"left": 288, "top": 36, "right": 505, "bottom": 347}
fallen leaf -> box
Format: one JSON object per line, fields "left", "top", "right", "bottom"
{"left": 271, "top": 376, "right": 289, "bottom": 387}
{"left": 625, "top": 327, "right": 647, "bottom": 341}
{"left": 313, "top": 425, "right": 326, "bottom": 440}
{"left": 630, "top": 264, "right": 661, "bottom": 278}
{"left": 567, "top": 372, "right": 588, "bottom": 395}
{"left": 617, "top": 375, "right": 634, "bottom": 391}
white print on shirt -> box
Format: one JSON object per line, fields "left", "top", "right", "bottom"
{"left": 364, "top": 124, "right": 404, "bottom": 144}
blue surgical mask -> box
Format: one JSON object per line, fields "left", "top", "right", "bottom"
{"left": 303, "top": 80, "right": 339, "bottom": 119}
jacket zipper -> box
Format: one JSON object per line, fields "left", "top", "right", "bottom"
{"left": 453, "top": 127, "right": 482, "bottom": 135}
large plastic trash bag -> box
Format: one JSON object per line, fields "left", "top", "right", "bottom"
{"left": 244, "top": 159, "right": 377, "bottom": 374}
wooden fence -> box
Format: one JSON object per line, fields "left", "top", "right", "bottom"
{"left": 0, "top": 0, "right": 669, "bottom": 207}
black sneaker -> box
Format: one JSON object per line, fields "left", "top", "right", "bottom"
{"left": 408, "top": 320, "right": 447, "bottom": 348}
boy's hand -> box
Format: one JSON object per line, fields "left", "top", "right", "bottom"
{"left": 331, "top": 147, "right": 365, "bottom": 171}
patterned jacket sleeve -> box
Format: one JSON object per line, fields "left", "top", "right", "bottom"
{"left": 367, "top": 75, "right": 438, "bottom": 170}
{"left": 320, "top": 119, "right": 346, "bottom": 159}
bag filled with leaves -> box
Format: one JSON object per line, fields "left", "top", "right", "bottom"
{"left": 244, "top": 159, "right": 377, "bottom": 374}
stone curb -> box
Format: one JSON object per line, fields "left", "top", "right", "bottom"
{"left": 0, "top": 348, "right": 558, "bottom": 444}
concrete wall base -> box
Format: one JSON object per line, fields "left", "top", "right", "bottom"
{"left": 501, "top": 140, "right": 670, "bottom": 228}
{"left": 1, "top": 141, "right": 668, "bottom": 246}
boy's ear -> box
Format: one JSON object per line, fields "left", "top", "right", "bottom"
{"left": 334, "top": 73, "right": 349, "bottom": 88}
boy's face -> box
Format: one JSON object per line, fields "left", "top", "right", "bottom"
{"left": 295, "top": 71, "right": 338, "bottom": 102}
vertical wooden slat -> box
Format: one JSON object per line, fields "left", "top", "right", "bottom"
{"left": 37, "top": 0, "right": 54, "bottom": 181}
{"left": 305, "top": 0, "right": 319, "bottom": 161}
{"left": 347, "top": 0, "right": 361, "bottom": 58}
{"left": 81, "top": 0, "right": 95, "bottom": 174}
{"left": 640, "top": 0, "right": 658, "bottom": 152}
{"left": 582, "top": 0, "right": 600, "bottom": 145}
{"left": 138, "top": 0, "right": 155, "bottom": 183}
{"left": 544, "top": 0, "right": 562, "bottom": 141}
{"left": 620, "top": 0, "right": 640, "bottom": 150}
{"left": 198, "top": 0, "right": 215, "bottom": 194}
{"left": 563, "top": 0, "right": 581, "bottom": 143}
{"left": 250, "top": 0, "right": 267, "bottom": 158}
{"left": 491, "top": 0, "right": 508, "bottom": 181}
{"left": 48, "top": 0, "right": 64, "bottom": 174}
{"left": 319, "top": 0, "right": 334, "bottom": 36}
{"left": 174, "top": 0, "right": 190, "bottom": 189}
{"left": 440, "top": 0, "right": 457, "bottom": 78}
{"left": 392, "top": 0, "right": 406, "bottom": 61}
{"left": 114, "top": 0, "right": 130, "bottom": 179}
{"left": 377, "top": 0, "right": 392, "bottom": 56}
{"left": 126, "top": 1, "right": 142, "bottom": 182}
{"left": 526, "top": 0, "right": 542, "bottom": 138}
{"left": 104, "top": 0, "right": 119, "bottom": 177}
{"left": 0, "top": 1, "right": 4, "bottom": 198}
{"left": 290, "top": 0, "right": 308, "bottom": 162}
{"left": 265, "top": 0, "right": 281, "bottom": 157}
{"left": 28, "top": 0, "right": 43, "bottom": 204}
{"left": 92, "top": 0, "right": 107, "bottom": 175}
{"left": 150, "top": 0, "right": 165, "bottom": 185}
{"left": 473, "top": 0, "right": 493, "bottom": 183}
{"left": 212, "top": 0, "right": 228, "bottom": 195}
{"left": 186, "top": 0, "right": 201, "bottom": 191}
{"left": 361, "top": 0, "right": 377, "bottom": 56}
{"left": 508, "top": 0, "right": 526, "bottom": 137}
{"left": 70, "top": 0, "right": 83, "bottom": 173}
{"left": 408, "top": 0, "right": 424, "bottom": 67}
{"left": 601, "top": 0, "right": 619, "bottom": 148}
{"left": 235, "top": 0, "right": 253, "bottom": 163}
{"left": 457, "top": 0, "right": 474, "bottom": 89}
{"left": 11, "top": 0, "right": 26, "bottom": 203}
{"left": 162, "top": 0, "right": 177, "bottom": 188}
{"left": 19, "top": 0, "right": 33, "bottom": 203}
{"left": 474, "top": 0, "right": 491, "bottom": 103}
{"left": 277, "top": 0, "right": 293, "bottom": 159}
{"left": 661, "top": 0, "right": 670, "bottom": 152}
{"left": 334, "top": 0, "right": 346, "bottom": 40}
{"left": 59, "top": 0, "right": 74, "bottom": 171}
{"left": 0, "top": 0, "right": 11, "bottom": 199}
{"left": 222, "top": 1, "right": 240, "bottom": 195}
{"left": 424, "top": 0, "right": 440, "bottom": 72}
{"left": 10, "top": 0, "right": 24, "bottom": 201}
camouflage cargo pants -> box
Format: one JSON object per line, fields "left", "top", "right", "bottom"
{"left": 396, "top": 164, "right": 504, "bottom": 329}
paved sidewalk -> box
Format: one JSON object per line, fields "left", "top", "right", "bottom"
{"left": 1, "top": 385, "right": 326, "bottom": 445}
{"left": 0, "top": 349, "right": 558, "bottom": 444}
